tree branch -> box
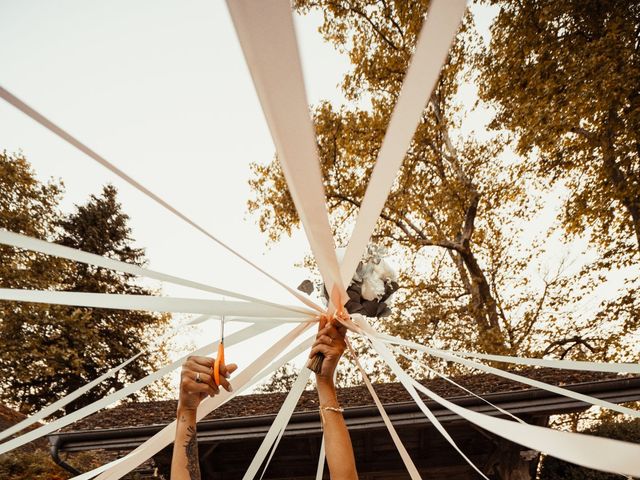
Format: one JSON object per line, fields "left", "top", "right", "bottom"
{"left": 348, "top": 4, "right": 401, "bottom": 52}
{"left": 461, "top": 191, "right": 480, "bottom": 245}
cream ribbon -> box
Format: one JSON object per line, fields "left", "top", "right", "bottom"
{"left": 365, "top": 334, "right": 640, "bottom": 476}
{"left": 226, "top": 0, "right": 347, "bottom": 305}
{"left": 0, "top": 288, "right": 306, "bottom": 319}
{"left": 91, "top": 321, "right": 314, "bottom": 480}
{"left": 347, "top": 340, "right": 422, "bottom": 480}
{"left": 315, "top": 436, "right": 326, "bottom": 480}
{"left": 0, "top": 321, "right": 276, "bottom": 455}
{"left": 408, "top": 379, "right": 640, "bottom": 476}
{"left": 392, "top": 346, "right": 524, "bottom": 424}
{"left": 243, "top": 368, "right": 313, "bottom": 480}
{"left": 376, "top": 331, "right": 640, "bottom": 418}
{"left": 0, "top": 314, "right": 210, "bottom": 442}
{"left": 357, "top": 319, "right": 489, "bottom": 479}
{"left": 0, "top": 230, "right": 315, "bottom": 316}
{"left": 0, "top": 312, "right": 226, "bottom": 442}
{"left": 0, "top": 86, "right": 323, "bottom": 314}
{"left": 339, "top": 0, "right": 467, "bottom": 285}
{"left": 430, "top": 347, "right": 640, "bottom": 375}
{"left": 0, "top": 352, "right": 141, "bottom": 442}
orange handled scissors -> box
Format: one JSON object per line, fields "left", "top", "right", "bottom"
{"left": 213, "top": 316, "right": 225, "bottom": 386}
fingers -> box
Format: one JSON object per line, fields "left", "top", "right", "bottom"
{"left": 220, "top": 363, "right": 238, "bottom": 378}
{"left": 183, "top": 357, "right": 238, "bottom": 393}
{"left": 186, "top": 355, "right": 215, "bottom": 369}
{"left": 181, "top": 368, "right": 219, "bottom": 393}
{"left": 316, "top": 334, "right": 333, "bottom": 345}
{"left": 187, "top": 360, "right": 216, "bottom": 376}
{"left": 181, "top": 375, "right": 218, "bottom": 397}
{"left": 309, "top": 343, "right": 333, "bottom": 358}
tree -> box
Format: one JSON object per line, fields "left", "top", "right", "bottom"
{"left": 0, "top": 153, "right": 170, "bottom": 414}
{"left": 248, "top": 0, "right": 573, "bottom": 365}
{"left": 53, "top": 185, "right": 170, "bottom": 413}
{"left": 478, "top": 0, "right": 640, "bottom": 269}
{"left": 477, "top": 0, "right": 640, "bottom": 365}
{"left": 0, "top": 449, "right": 69, "bottom": 480}
{"left": 255, "top": 363, "right": 304, "bottom": 393}
{"left": 0, "top": 151, "right": 70, "bottom": 413}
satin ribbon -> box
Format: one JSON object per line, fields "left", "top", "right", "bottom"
{"left": 391, "top": 347, "right": 524, "bottom": 424}
{"left": 339, "top": 0, "right": 467, "bottom": 286}
{"left": 358, "top": 319, "right": 489, "bottom": 479}
{"left": 407, "top": 379, "right": 640, "bottom": 477}
{"left": 0, "top": 322, "right": 276, "bottom": 455}
{"left": 0, "top": 288, "right": 307, "bottom": 319}
{"left": 0, "top": 313, "right": 214, "bottom": 442}
{"left": 366, "top": 330, "right": 640, "bottom": 476}
{"left": 430, "top": 347, "right": 640, "bottom": 375}
{"left": 347, "top": 340, "right": 422, "bottom": 479}
{"left": 244, "top": 368, "right": 313, "bottom": 480}
{"left": 225, "top": 0, "right": 348, "bottom": 306}
{"left": 0, "top": 87, "right": 323, "bottom": 314}
{"left": 0, "top": 352, "right": 141, "bottom": 442}
{"left": 375, "top": 330, "right": 640, "bottom": 418}
{"left": 0, "top": 230, "right": 315, "bottom": 316}
{"left": 91, "top": 321, "right": 314, "bottom": 480}
{"left": 315, "top": 437, "right": 326, "bottom": 480}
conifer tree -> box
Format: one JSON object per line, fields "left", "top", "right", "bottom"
{"left": 0, "top": 152, "right": 169, "bottom": 414}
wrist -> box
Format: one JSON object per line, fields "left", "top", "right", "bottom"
{"left": 176, "top": 403, "right": 198, "bottom": 420}
{"left": 316, "top": 378, "right": 338, "bottom": 405}
{"left": 316, "top": 376, "right": 335, "bottom": 390}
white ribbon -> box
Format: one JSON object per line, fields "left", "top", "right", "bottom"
{"left": 0, "top": 313, "right": 213, "bottom": 442}
{"left": 315, "top": 436, "right": 326, "bottom": 480}
{"left": 347, "top": 340, "right": 422, "bottom": 479}
{"left": 432, "top": 347, "right": 640, "bottom": 375}
{"left": 0, "top": 322, "right": 276, "bottom": 455}
{"left": 226, "top": 0, "right": 347, "bottom": 304}
{"left": 407, "top": 379, "right": 640, "bottom": 476}
{"left": 0, "top": 352, "right": 142, "bottom": 442}
{"left": 0, "top": 230, "right": 315, "bottom": 316}
{"left": 359, "top": 323, "right": 489, "bottom": 479}
{"left": 340, "top": 0, "right": 467, "bottom": 285}
{"left": 391, "top": 347, "right": 524, "bottom": 424}
{"left": 0, "top": 86, "right": 323, "bottom": 313}
{"left": 377, "top": 331, "right": 640, "bottom": 418}
{"left": 244, "top": 368, "right": 312, "bottom": 480}
{"left": 91, "top": 321, "right": 314, "bottom": 480}
{"left": 0, "top": 288, "right": 307, "bottom": 319}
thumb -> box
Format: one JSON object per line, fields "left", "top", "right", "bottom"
{"left": 224, "top": 363, "right": 238, "bottom": 377}
{"left": 318, "top": 314, "right": 328, "bottom": 331}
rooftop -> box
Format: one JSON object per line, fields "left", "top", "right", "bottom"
{"left": 61, "top": 367, "right": 627, "bottom": 434}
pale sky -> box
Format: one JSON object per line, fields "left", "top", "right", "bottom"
{"left": 0, "top": 0, "right": 362, "bottom": 393}
{"left": 1, "top": 1, "right": 632, "bottom": 398}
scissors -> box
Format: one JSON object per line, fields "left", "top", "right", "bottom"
{"left": 213, "top": 316, "right": 225, "bottom": 387}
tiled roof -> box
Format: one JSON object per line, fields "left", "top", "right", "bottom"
{"left": 0, "top": 404, "right": 27, "bottom": 432}
{"left": 61, "top": 367, "right": 623, "bottom": 433}
{"left": 0, "top": 404, "right": 49, "bottom": 449}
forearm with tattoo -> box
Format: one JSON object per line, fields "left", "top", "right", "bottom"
{"left": 171, "top": 409, "right": 201, "bottom": 480}
{"left": 184, "top": 425, "right": 201, "bottom": 480}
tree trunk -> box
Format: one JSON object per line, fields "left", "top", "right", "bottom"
{"left": 458, "top": 246, "right": 508, "bottom": 353}
{"left": 602, "top": 122, "right": 640, "bottom": 255}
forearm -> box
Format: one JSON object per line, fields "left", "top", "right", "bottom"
{"left": 317, "top": 379, "right": 358, "bottom": 480}
{"left": 171, "top": 407, "right": 201, "bottom": 480}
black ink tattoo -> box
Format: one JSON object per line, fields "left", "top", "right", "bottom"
{"left": 184, "top": 425, "right": 201, "bottom": 480}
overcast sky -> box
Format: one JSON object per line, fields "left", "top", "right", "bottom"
{"left": 1, "top": 1, "right": 631, "bottom": 397}
{"left": 0, "top": 0, "right": 361, "bottom": 380}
